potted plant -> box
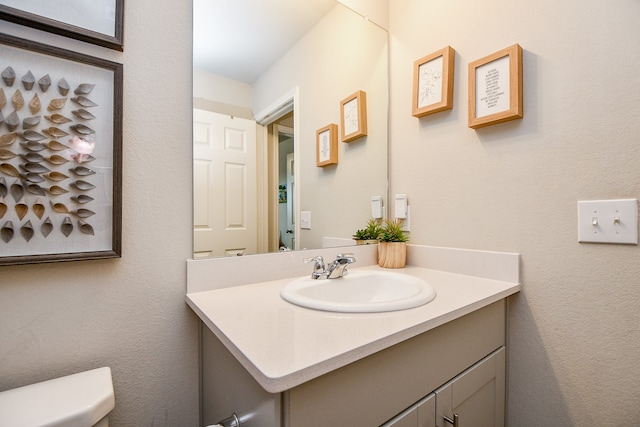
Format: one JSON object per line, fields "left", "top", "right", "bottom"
{"left": 352, "top": 219, "right": 383, "bottom": 245}
{"left": 377, "top": 218, "right": 409, "bottom": 268}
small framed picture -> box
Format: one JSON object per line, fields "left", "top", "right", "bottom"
{"left": 340, "top": 90, "right": 367, "bottom": 142}
{"left": 468, "top": 44, "right": 523, "bottom": 129}
{"left": 412, "top": 46, "right": 455, "bottom": 118}
{"left": 0, "top": 0, "right": 125, "bottom": 51}
{"left": 316, "top": 124, "right": 338, "bottom": 167}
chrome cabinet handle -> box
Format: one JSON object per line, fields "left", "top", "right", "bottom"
{"left": 443, "top": 413, "right": 459, "bottom": 427}
{"left": 215, "top": 413, "right": 240, "bottom": 427}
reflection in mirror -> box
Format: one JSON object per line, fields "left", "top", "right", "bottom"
{"left": 193, "top": 0, "right": 388, "bottom": 258}
{"left": 274, "top": 114, "right": 295, "bottom": 252}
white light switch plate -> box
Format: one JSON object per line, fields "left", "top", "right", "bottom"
{"left": 577, "top": 199, "right": 638, "bottom": 244}
{"left": 394, "top": 194, "right": 407, "bottom": 219}
{"left": 371, "top": 196, "right": 383, "bottom": 219}
{"left": 300, "top": 211, "right": 311, "bottom": 229}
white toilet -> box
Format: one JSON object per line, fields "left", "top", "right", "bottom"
{"left": 0, "top": 367, "right": 115, "bottom": 427}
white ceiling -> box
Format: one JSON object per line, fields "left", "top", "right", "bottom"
{"left": 193, "top": 0, "right": 337, "bottom": 84}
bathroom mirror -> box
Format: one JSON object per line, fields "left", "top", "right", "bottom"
{"left": 193, "top": 0, "right": 388, "bottom": 258}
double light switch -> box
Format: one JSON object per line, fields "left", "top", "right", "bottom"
{"left": 577, "top": 199, "right": 638, "bottom": 244}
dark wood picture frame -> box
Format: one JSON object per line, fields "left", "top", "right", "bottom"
{"left": 0, "top": 0, "right": 125, "bottom": 51}
{"left": 0, "top": 33, "right": 123, "bottom": 265}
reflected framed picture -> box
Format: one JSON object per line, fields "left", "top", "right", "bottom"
{"left": 468, "top": 44, "right": 523, "bottom": 129}
{"left": 0, "top": 33, "right": 123, "bottom": 266}
{"left": 0, "top": 0, "right": 124, "bottom": 51}
{"left": 412, "top": 46, "right": 455, "bottom": 118}
{"left": 316, "top": 123, "right": 338, "bottom": 167}
{"left": 340, "top": 90, "right": 367, "bottom": 142}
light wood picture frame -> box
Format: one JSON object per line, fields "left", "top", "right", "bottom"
{"left": 468, "top": 44, "right": 523, "bottom": 129}
{"left": 340, "top": 90, "right": 367, "bottom": 142}
{"left": 412, "top": 46, "right": 455, "bottom": 118}
{"left": 316, "top": 124, "right": 338, "bottom": 167}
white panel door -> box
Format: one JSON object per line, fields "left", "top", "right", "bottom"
{"left": 193, "top": 109, "right": 257, "bottom": 257}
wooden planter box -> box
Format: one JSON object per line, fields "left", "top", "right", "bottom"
{"left": 377, "top": 241, "right": 407, "bottom": 268}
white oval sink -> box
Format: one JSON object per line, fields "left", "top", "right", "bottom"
{"left": 280, "top": 270, "right": 436, "bottom": 313}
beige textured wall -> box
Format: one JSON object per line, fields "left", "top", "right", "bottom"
{"left": 389, "top": 0, "right": 640, "bottom": 425}
{"left": 0, "top": 1, "right": 198, "bottom": 426}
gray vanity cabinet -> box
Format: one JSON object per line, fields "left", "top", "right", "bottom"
{"left": 435, "top": 347, "right": 505, "bottom": 427}
{"left": 200, "top": 300, "right": 508, "bottom": 427}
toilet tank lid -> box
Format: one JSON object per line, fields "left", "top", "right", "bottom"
{"left": 0, "top": 367, "right": 115, "bottom": 427}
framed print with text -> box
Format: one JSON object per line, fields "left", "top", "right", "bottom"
{"left": 412, "top": 46, "right": 455, "bottom": 118}
{"left": 0, "top": 0, "right": 125, "bottom": 51}
{"left": 468, "top": 44, "right": 523, "bottom": 129}
{"left": 316, "top": 124, "right": 338, "bottom": 167}
{"left": 340, "top": 90, "right": 367, "bottom": 142}
{"left": 0, "top": 33, "right": 123, "bottom": 265}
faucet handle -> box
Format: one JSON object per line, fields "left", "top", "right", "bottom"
{"left": 304, "top": 255, "right": 326, "bottom": 276}
{"left": 336, "top": 253, "right": 356, "bottom": 263}
{"left": 304, "top": 255, "right": 325, "bottom": 266}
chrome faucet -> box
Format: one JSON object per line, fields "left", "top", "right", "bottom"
{"left": 327, "top": 253, "right": 356, "bottom": 278}
{"left": 304, "top": 253, "right": 356, "bottom": 279}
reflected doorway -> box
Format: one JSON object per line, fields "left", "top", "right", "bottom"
{"left": 193, "top": 108, "right": 297, "bottom": 258}
{"left": 193, "top": 109, "right": 258, "bottom": 258}
{"left": 269, "top": 112, "right": 295, "bottom": 251}
{"left": 278, "top": 125, "right": 294, "bottom": 250}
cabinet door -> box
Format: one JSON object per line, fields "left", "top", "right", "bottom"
{"left": 417, "top": 393, "right": 436, "bottom": 427}
{"left": 435, "top": 347, "right": 505, "bottom": 427}
{"left": 382, "top": 393, "right": 436, "bottom": 427}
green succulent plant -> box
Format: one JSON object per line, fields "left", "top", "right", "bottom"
{"left": 379, "top": 219, "right": 409, "bottom": 242}
{"left": 352, "top": 218, "right": 383, "bottom": 240}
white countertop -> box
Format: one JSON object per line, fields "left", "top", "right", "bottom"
{"left": 186, "top": 264, "right": 521, "bottom": 393}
